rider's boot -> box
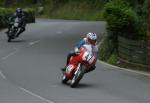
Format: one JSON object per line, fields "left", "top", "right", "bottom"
{"left": 61, "top": 68, "right": 66, "bottom": 72}
{"left": 16, "top": 27, "right": 25, "bottom": 37}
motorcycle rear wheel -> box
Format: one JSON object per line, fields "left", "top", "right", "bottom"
{"left": 8, "top": 37, "right": 12, "bottom": 42}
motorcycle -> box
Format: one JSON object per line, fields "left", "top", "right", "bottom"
{"left": 62, "top": 44, "right": 97, "bottom": 88}
{"left": 7, "top": 17, "right": 21, "bottom": 42}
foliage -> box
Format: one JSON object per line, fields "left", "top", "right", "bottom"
{"left": 0, "top": 8, "right": 14, "bottom": 28}
{"left": 0, "top": 0, "right": 114, "bottom": 21}
{"left": 107, "top": 52, "right": 118, "bottom": 65}
{"left": 43, "top": 0, "right": 105, "bottom": 20}
{"left": 104, "top": 0, "right": 146, "bottom": 40}
{"left": 141, "top": 0, "right": 150, "bottom": 31}
{"left": 99, "top": 33, "right": 114, "bottom": 61}
{"left": 0, "top": 0, "right": 5, "bottom": 6}
{"left": 2, "top": 0, "right": 44, "bottom": 7}
{"left": 23, "top": 8, "right": 36, "bottom": 23}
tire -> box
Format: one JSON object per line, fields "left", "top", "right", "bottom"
{"left": 70, "top": 73, "right": 83, "bottom": 88}
{"left": 8, "top": 37, "right": 11, "bottom": 42}
{"left": 70, "top": 65, "right": 85, "bottom": 88}
{"left": 7, "top": 30, "right": 14, "bottom": 42}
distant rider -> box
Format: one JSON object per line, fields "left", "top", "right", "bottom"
{"left": 62, "top": 32, "right": 98, "bottom": 73}
{"left": 5, "top": 8, "right": 26, "bottom": 37}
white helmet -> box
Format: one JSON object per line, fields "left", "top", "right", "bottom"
{"left": 86, "top": 32, "right": 97, "bottom": 45}
{"left": 86, "top": 32, "right": 97, "bottom": 40}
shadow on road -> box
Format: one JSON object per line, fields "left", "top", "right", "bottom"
{"left": 8, "top": 40, "right": 27, "bottom": 43}
{"left": 62, "top": 82, "right": 98, "bottom": 89}
{"left": 76, "top": 83, "right": 98, "bottom": 88}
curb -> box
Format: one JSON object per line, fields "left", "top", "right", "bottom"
{"left": 98, "top": 60, "right": 150, "bottom": 76}
{"left": 97, "top": 38, "right": 150, "bottom": 77}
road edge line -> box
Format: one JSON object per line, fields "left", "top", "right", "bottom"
{"left": 97, "top": 40, "right": 150, "bottom": 77}
{"left": 20, "top": 87, "right": 55, "bottom": 103}
{"left": 98, "top": 60, "right": 150, "bottom": 76}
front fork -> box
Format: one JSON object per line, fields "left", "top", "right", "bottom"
{"left": 74, "top": 63, "right": 82, "bottom": 77}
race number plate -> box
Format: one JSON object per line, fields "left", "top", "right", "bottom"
{"left": 83, "top": 52, "right": 95, "bottom": 64}
{"left": 66, "top": 65, "right": 74, "bottom": 74}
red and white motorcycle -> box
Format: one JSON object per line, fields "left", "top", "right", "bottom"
{"left": 62, "top": 44, "right": 97, "bottom": 88}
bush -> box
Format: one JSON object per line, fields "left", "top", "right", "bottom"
{"left": 43, "top": 0, "right": 105, "bottom": 20}
{"left": 0, "top": 8, "right": 14, "bottom": 28}
{"left": 107, "top": 52, "right": 118, "bottom": 65}
{"left": 23, "top": 8, "right": 36, "bottom": 23}
{"left": 104, "top": 0, "right": 146, "bottom": 40}
{"left": 99, "top": 33, "right": 114, "bottom": 61}
{"left": 0, "top": 0, "right": 5, "bottom": 6}
{"left": 142, "top": 0, "right": 150, "bottom": 30}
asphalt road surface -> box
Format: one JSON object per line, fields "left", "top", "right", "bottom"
{"left": 0, "top": 19, "right": 150, "bottom": 103}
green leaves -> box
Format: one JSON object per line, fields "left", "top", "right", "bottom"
{"left": 0, "top": 8, "right": 14, "bottom": 28}
{"left": 104, "top": 0, "right": 146, "bottom": 40}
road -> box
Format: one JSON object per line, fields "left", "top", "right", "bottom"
{"left": 0, "top": 19, "right": 150, "bottom": 103}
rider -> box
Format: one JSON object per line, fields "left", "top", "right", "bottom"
{"left": 62, "top": 32, "right": 98, "bottom": 73}
{"left": 6, "top": 8, "right": 26, "bottom": 37}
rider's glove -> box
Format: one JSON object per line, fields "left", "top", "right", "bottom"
{"left": 74, "top": 47, "right": 81, "bottom": 55}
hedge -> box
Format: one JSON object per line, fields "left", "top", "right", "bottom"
{"left": 104, "top": 0, "right": 146, "bottom": 40}
{"left": 23, "top": 8, "right": 36, "bottom": 23}
{"left": 0, "top": 8, "right": 14, "bottom": 28}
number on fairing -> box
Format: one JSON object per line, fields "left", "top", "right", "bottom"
{"left": 83, "top": 53, "right": 94, "bottom": 64}
{"left": 88, "top": 56, "right": 95, "bottom": 64}
{"left": 66, "top": 65, "right": 74, "bottom": 74}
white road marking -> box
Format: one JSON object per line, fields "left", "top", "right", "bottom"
{"left": 56, "top": 31, "right": 62, "bottom": 34}
{"left": 0, "top": 70, "right": 6, "bottom": 79}
{"left": 20, "top": 87, "right": 55, "bottom": 103}
{"left": 29, "top": 40, "right": 40, "bottom": 45}
{"left": 2, "top": 50, "right": 18, "bottom": 60}
{"left": 98, "top": 60, "right": 150, "bottom": 76}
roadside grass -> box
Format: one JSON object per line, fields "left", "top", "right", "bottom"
{"left": 99, "top": 34, "right": 150, "bottom": 73}
{"left": 146, "top": 32, "right": 150, "bottom": 46}
{"left": 116, "top": 60, "right": 150, "bottom": 73}
{"left": 44, "top": 2, "right": 104, "bottom": 21}
{"left": 107, "top": 53, "right": 118, "bottom": 65}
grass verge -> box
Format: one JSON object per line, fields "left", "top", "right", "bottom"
{"left": 43, "top": 1, "right": 104, "bottom": 21}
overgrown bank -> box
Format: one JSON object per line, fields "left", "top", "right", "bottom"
{"left": 0, "top": 8, "right": 13, "bottom": 28}
{"left": 99, "top": 0, "right": 150, "bottom": 72}
{"left": 0, "top": 0, "right": 106, "bottom": 21}
{"left": 42, "top": 0, "right": 105, "bottom": 20}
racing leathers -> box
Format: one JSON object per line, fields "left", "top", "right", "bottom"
{"left": 6, "top": 12, "right": 26, "bottom": 37}
{"left": 66, "top": 38, "right": 98, "bottom": 73}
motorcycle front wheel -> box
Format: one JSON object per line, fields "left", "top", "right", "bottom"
{"left": 70, "top": 65, "right": 86, "bottom": 88}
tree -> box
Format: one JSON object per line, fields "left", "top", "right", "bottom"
{"left": 103, "top": 0, "right": 146, "bottom": 54}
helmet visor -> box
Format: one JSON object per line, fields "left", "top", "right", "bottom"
{"left": 88, "top": 38, "right": 97, "bottom": 45}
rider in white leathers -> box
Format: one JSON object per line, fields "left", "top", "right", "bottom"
{"left": 62, "top": 32, "right": 98, "bottom": 73}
